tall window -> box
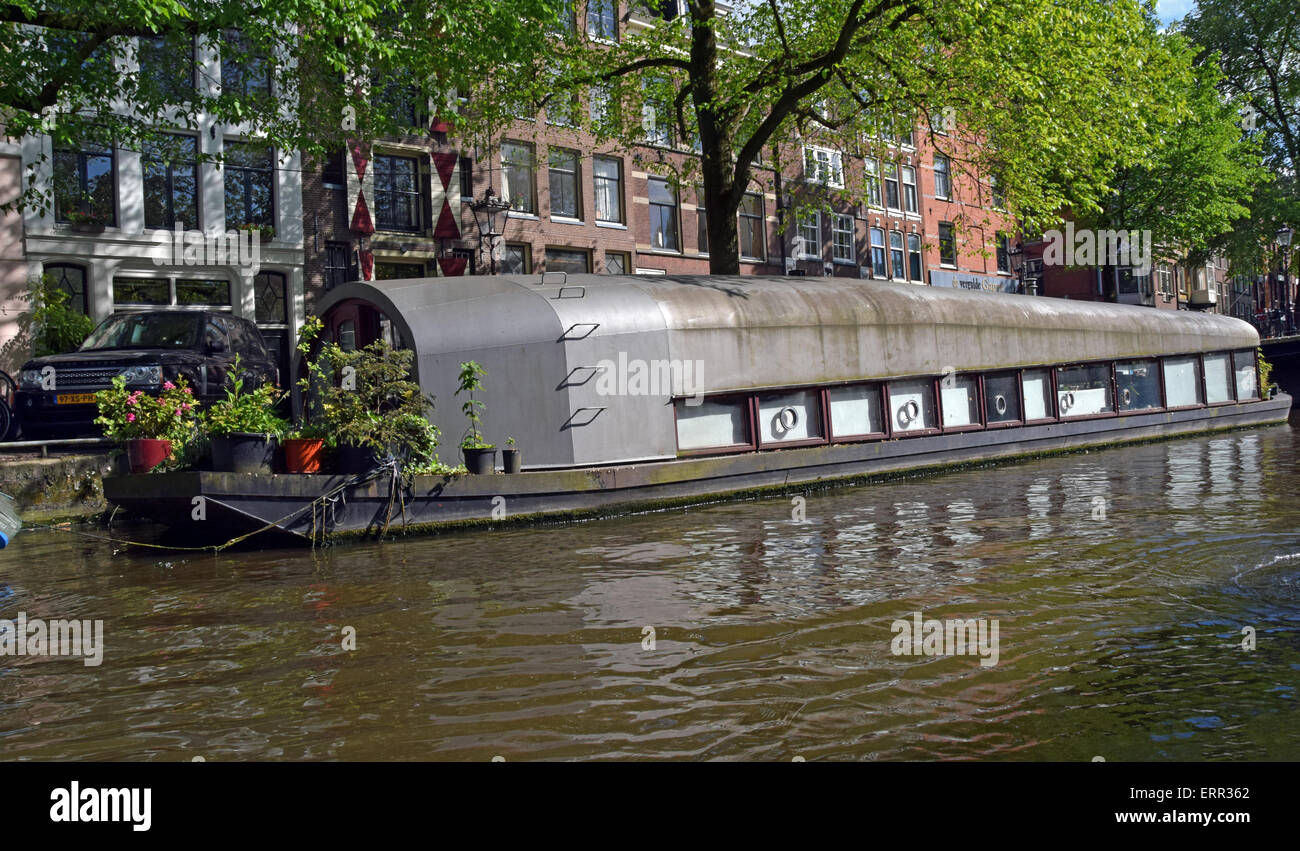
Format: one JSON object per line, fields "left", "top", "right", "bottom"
{"left": 883, "top": 162, "right": 900, "bottom": 210}
{"left": 696, "top": 206, "right": 708, "bottom": 254}
{"left": 138, "top": 34, "right": 194, "bottom": 103}
{"left": 996, "top": 234, "right": 1011, "bottom": 274}
{"left": 548, "top": 148, "right": 581, "bottom": 219}
{"left": 43, "top": 263, "right": 88, "bottom": 315}
{"left": 803, "top": 146, "right": 844, "bottom": 188}
{"left": 798, "top": 212, "right": 819, "bottom": 256}
{"left": 901, "top": 165, "right": 918, "bottom": 214}
{"left": 501, "top": 141, "right": 536, "bottom": 214}
{"left": 143, "top": 134, "right": 199, "bottom": 229}
{"left": 864, "top": 158, "right": 882, "bottom": 208}
{"left": 938, "top": 222, "right": 956, "bottom": 266}
{"left": 990, "top": 173, "right": 1005, "bottom": 210}
{"left": 642, "top": 79, "right": 674, "bottom": 147}
{"left": 907, "top": 233, "right": 923, "bottom": 282}
{"left": 739, "top": 193, "right": 764, "bottom": 260}
{"left": 933, "top": 155, "right": 951, "bottom": 199}
{"left": 870, "top": 228, "right": 886, "bottom": 278}
{"left": 648, "top": 177, "right": 679, "bottom": 251}
{"left": 220, "top": 29, "right": 270, "bottom": 96}
{"left": 587, "top": 0, "right": 618, "bottom": 39}
{"left": 593, "top": 156, "right": 623, "bottom": 223}
{"left": 589, "top": 83, "right": 613, "bottom": 126}
{"left": 324, "top": 242, "right": 355, "bottom": 289}
{"left": 373, "top": 154, "right": 421, "bottom": 232}
{"left": 373, "top": 77, "right": 421, "bottom": 129}
{"left": 832, "top": 214, "right": 854, "bottom": 263}
{"left": 889, "top": 231, "right": 905, "bottom": 279}
{"left": 223, "top": 142, "right": 273, "bottom": 228}
{"left": 54, "top": 140, "right": 115, "bottom": 225}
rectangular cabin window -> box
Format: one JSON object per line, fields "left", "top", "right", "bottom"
{"left": 1162, "top": 356, "right": 1203, "bottom": 408}
{"left": 828, "top": 385, "right": 884, "bottom": 438}
{"left": 940, "top": 375, "right": 981, "bottom": 428}
{"left": 1115, "top": 359, "right": 1161, "bottom": 411}
{"left": 982, "top": 372, "right": 1021, "bottom": 424}
{"left": 1056, "top": 364, "right": 1114, "bottom": 417}
{"left": 1204, "top": 352, "right": 1233, "bottom": 403}
{"left": 888, "top": 379, "right": 938, "bottom": 433}
{"left": 676, "top": 398, "right": 749, "bottom": 451}
{"left": 1233, "top": 350, "right": 1258, "bottom": 399}
{"left": 1022, "top": 369, "right": 1054, "bottom": 421}
{"left": 757, "top": 390, "right": 824, "bottom": 444}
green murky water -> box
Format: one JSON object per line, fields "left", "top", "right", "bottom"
{"left": 2, "top": 425, "right": 1298, "bottom": 760}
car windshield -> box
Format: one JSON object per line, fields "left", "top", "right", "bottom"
{"left": 81, "top": 314, "right": 202, "bottom": 351}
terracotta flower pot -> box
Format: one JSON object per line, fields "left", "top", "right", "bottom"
{"left": 283, "top": 438, "right": 324, "bottom": 473}
{"left": 125, "top": 438, "right": 172, "bottom": 474}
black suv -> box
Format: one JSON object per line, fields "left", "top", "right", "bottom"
{"left": 15, "top": 310, "right": 278, "bottom": 439}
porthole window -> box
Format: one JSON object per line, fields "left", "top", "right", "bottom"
{"left": 1055, "top": 364, "right": 1113, "bottom": 417}
{"left": 757, "top": 389, "right": 823, "bottom": 444}
{"left": 983, "top": 372, "right": 1022, "bottom": 424}
{"left": 888, "top": 379, "right": 937, "bottom": 433}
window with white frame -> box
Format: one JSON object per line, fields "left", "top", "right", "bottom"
{"left": 933, "top": 154, "right": 951, "bottom": 199}
{"left": 864, "top": 158, "right": 882, "bottom": 208}
{"left": 593, "top": 155, "right": 623, "bottom": 223}
{"left": 797, "top": 212, "right": 820, "bottom": 257}
{"left": 501, "top": 141, "right": 536, "bottom": 214}
{"left": 889, "top": 231, "right": 905, "bottom": 279}
{"left": 587, "top": 0, "right": 618, "bottom": 40}
{"left": 803, "top": 146, "right": 844, "bottom": 188}
{"left": 901, "top": 165, "right": 918, "bottom": 214}
{"left": 870, "top": 227, "right": 886, "bottom": 278}
{"left": 832, "top": 214, "right": 855, "bottom": 263}
{"left": 883, "top": 162, "right": 900, "bottom": 210}
{"left": 548, "top": 147, "right": 581, "bottom": 219}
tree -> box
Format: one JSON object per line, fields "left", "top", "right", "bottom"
{"left": 1076, "top": 37, "right": 1264, "bottom": 265}
{"left": 1179, "top": 0, "right": 1300, "bottom": 276}
{"left": 0, "top": 0, "right": 564, "bottom": 214}
{"left": 540, "top": 0, "right": 1202, "bottom": 274}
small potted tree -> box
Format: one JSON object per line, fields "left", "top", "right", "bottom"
{"left": 283, "top": 317, "right": 332, "bottom": 473}
{"left": 501, "top": 437, "right": 521, "bottom": 474}
{"left": 95, "top": 376, "right": 200, "bottom": 473}
{"left": 456, "top": 360, "right": 495, "bottom": 474}
{"left": 203, "top": 357, "right": 289, "bottom": 473}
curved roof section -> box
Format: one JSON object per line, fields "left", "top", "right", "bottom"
{"left": 320, "top": 274, "right": 1257, "bottom": 391}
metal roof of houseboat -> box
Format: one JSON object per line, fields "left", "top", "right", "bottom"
{"left": 317, "top": 275, "right": 1259, "bottom": 468}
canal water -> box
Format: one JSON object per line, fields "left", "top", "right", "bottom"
{"left": 3, "top": 424, "right": 1298, "bottom": 761}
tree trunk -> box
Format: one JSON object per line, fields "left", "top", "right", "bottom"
{"left": 688, "top": 0, "right": 743, "bottom": 275}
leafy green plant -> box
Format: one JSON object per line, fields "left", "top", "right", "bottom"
{"left": 405, "top": 456, "right": 468, "bottom": 477}
{"left": 312, "top": 336, "right": 439, "bottom": 461}
{"left": 94, "top": 375, "right": 200, "bottom": 457}
{"left": 236, "top": 222, "right": 275, "bottom": 240}
{"left": 26, "top": 276, "right": 94, "bottom": 357}
{"left": 456, "top": 360, "right": 492, "bottom": 450}
{"left": 1258, "top": 348, "right": 1274, "bottom": 394}
{"left": 203, "top": 356, "right": 289, "bottom": 436}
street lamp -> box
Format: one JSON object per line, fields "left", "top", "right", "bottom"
{"left": 470, "top": 190, "right": 511, "bottom": 275}
{"left": 1278, "top": 225, "right": 1295, "bottom": 333}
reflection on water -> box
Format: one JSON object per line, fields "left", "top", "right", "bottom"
{"left": 2, "top": 426, "right": 1299, "bottom": 761}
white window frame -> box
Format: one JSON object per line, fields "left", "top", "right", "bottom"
{"left": 802, "top": 145, "right": 844, "bottom": 188}
{"left": 797, "top": 211, "right": 821, "bottom": 258}
{"left": 832, "top": 214, "right": 855, "bottom": 264}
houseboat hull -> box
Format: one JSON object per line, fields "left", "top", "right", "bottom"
{"left": 103, "top": 393, "right": 1291, "bottom": 545}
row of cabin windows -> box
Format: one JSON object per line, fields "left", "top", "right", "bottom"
{"left": 674, "top": 350, "right": 1260, "bottom": 453}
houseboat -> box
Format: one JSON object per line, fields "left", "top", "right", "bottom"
{"left": 103, "top": 274, "right": 1292, "bottom": 543}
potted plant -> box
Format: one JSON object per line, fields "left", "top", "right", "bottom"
{"left": 203, "top": 357, "right": 289, "bottom": 473}
{"left": 94, "top": 375, "right": 200, "bottom": 473}
{"left": 313, "top": 335, "right": 439, "bottom": 474}
{"left": 456, "top": 360, "right": 495, "bottom": 474}
{"left": 501, "top": 436, "right": 521, "bottom": 474}
{"left": 282, "top": 422, "right": 330, "bottom": 473}
{"left": 237, "top": 222, "right": 275, "bottom": 243}
{"left": 65, "top": 207, "right": 107, "bottom": 233}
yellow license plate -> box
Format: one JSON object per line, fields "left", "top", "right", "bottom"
{"left": 55, "top": 393, "right": 97, "bottom": 405}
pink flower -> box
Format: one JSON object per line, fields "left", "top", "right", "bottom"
{"left": 126, "top": 395, "right": 138, "bottom": 406}
{"left": 182, "top": 387, "right": 193, "bottom": 395}
{"left": 163, "top": 381, "right": 175, "bottom": 390}
{"left": 126, "top": 413, "right": 135, "bottom": 422}
{"left": 175, "top": 408, "right": 183, "bottom": 416}
{"left": 181, "top": 403, "right": 193, "bottom": 411}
